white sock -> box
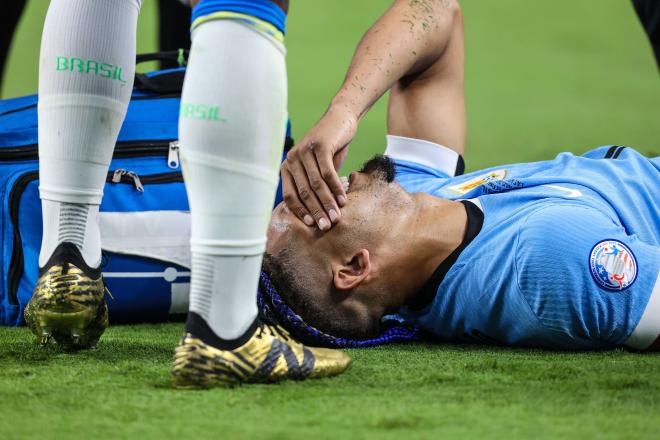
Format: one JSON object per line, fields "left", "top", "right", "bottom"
{"left": 180, "top": 20, "right": 287, "bottom": 340}
{"left": 37, "top": 0, "right": 141, "bottom": 266}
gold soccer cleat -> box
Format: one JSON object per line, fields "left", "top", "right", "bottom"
{"left": 171, "top": 317, "right": 352, "bottom": 388}
{"left": 24, "top": 243, "right": 108, "bottom": 350}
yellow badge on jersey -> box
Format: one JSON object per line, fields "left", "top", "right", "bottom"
{"left": 448, "top": 169, "right": 507, "bottom": 195}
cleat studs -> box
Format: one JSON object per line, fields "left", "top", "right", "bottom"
{"left": 25, "top": 264, "right": 108, "bottom": 350}
{"left": 71, "top": 329, "right": 82, "bottom": 346}
{"left": 39, "top": 327, "right": 52, "bottom": 346}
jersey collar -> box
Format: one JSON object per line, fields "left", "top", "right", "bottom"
{"left": 384, "top": 135, "right": 465, "bottom": 177}
{"left": 406, "top": 199, "right": 484, "bottom": 311}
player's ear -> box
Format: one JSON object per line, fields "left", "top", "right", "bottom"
{"left": 332, "top": 249, "right": 371, "bottom": 291}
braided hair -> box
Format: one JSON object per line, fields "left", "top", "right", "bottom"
{"left": 257, "top": 271, "right": 423, "bottom": 348}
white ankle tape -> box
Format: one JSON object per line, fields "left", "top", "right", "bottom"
{"left": 190, "top": 238, "right": 267, "bottom": 257}
{"left": 181, "top": 149, "right": 280, "bottom": 184}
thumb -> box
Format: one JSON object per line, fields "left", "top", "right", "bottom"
{"left": 333, "top": 145, "right": 350, "bottom": 170}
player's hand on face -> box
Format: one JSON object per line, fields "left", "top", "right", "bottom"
{"left": 281, "top": 109, "right": 358, "bottom": 231}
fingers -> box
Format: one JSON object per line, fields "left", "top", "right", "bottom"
{"left": 314, "top": 145, "right": 347, "bottom": 207}
{"left": 280, "top": 167, "right": 315, "bottom": 226}
{"left": 288, "top": 154, "right": 331, "bottom": 231}
{"left": 281, "top": 143, "right": 345, "bottom": 231}
{"left": 280, "top": 107, "right": 358, "bottom": 229}
{"left": 302, "top": 149, "right": 342, "bottom": 223}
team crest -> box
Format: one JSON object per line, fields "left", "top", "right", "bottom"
{"left": 589, "top": 240, "right": 637, "bottom": 291}
{"left": 447, "top": 169, "right": 507, "bottom": 195}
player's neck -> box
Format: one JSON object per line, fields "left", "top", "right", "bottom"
{"left": 394, "top": 194, "right": 467, "bottom": 305}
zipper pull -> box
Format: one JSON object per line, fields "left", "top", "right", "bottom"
{"left": 126, "top": 171, "right": 144, "bottom": 192}
{"left": 112, "top": 169, "right": 126, "bottom": 183}
{"left": 168, "top": 141, "right": 180, "bottom": 169}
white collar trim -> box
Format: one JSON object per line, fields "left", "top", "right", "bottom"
{"left": 384, "top": 135, "right": 460, "bottom": 177}
{"left": 463, "top": 197, "right": 483, "bottom": 212}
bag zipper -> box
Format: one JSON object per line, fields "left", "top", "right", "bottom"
{"left": 0, "top": 92, "right": 181, "bottom": 119}
{"left": 6, "top": 169, "right": 183, "bottom": 305}
{"left": 1, "top": 136, "right": 292, "bottom": 164}
{"left": 109, "top": 169, "right": 184, "bottom": 191}
{"left": 167, "top": 141, "right": 180, "bottom": 169}
{"left": 112, "top": 170, "right": 145, "bottom": 192}
{"left": 0, "top": 140, "right": 178, "bottom": 162}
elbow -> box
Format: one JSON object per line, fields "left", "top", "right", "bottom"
{"left": 419, "top": 0, "right": 462, "bottom": 30}
{"left": 444, "top": 0, "right": 462, "bottom": 23}
{"left": 442, "top": 0, "right": 463, "bottom": 43}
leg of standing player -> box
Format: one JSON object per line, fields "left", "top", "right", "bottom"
{"left": 179, "top": 19, "right": 284, "bottom": 343}
{"left": 632, "top": 0, "right": 660, "bottom": 69}
{"left": 171, "top": 4, "right": 350, "bottom": 387}
{"left": 0, "top": 0, "right": 27, "bottom": 90}
{"left": 25, "top": 0, "right": 141, "bottom": 348}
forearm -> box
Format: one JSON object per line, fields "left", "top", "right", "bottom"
{"left": 279, "top": 0, "right": 462, "bottom": 229}
{"left": 329, "top": 0, "right": 460, "bottom": 119}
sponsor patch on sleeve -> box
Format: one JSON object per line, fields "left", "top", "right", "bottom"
{"left": 589, "top": 239, "right": 637, "bottom": 291}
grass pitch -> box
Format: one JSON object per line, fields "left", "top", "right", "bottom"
{"left": 1, "top": 1, "right": 659, "bottom": 439}
{"left": 1, "top": 324, "right": 659, "bottom": 440}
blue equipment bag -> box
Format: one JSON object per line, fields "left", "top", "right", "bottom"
{"left": 0, "top": 52, "right": 292, "bottom": 326}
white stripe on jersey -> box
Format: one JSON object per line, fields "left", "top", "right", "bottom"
{"left": 625, "top": 269, "right": 660, "bottom": 350}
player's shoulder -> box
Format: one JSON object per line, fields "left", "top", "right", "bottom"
{"left": 512, "top": 201, "right": 634, "bottom": 298}
{"left": 513, "top": 202, "right": 622, "bottom": 275}
{"left": 517, "top": 202, "right": 620, "bottom": 243}
{"left": 510, "top": 199, "right": 649, "bottom": 347}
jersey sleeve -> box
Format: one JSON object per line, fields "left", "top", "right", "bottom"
{"left": 514, "top": 202, "right": 660, "bottom": 349}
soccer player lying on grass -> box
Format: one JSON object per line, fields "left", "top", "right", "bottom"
{"left": 264, "top": 0, "right": 660, "bottom": 351}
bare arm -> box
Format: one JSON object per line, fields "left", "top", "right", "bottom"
{"left": 282, "top": 0, "right": 464, "bottom": 231}
{"left": 386, "top": 1, "right": 465, "bottom": 151}
{"left": 335, "top": 0, "right": 464, "bottom": 150}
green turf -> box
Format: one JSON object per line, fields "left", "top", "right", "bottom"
{"left": 0, "top": 324, "right": 659, "bottom": 440}
{"left": 1, "top": 0, "right": 659, "bottom": 438}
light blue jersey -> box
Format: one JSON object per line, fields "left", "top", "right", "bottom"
{"left": 391, "top": 144, "right": 660, "bottom": 349}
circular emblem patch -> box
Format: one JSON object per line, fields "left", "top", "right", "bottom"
{"left": 589, "top": 240, "right": 637, "bottom": 291}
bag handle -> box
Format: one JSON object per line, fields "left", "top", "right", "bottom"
{"left": 133, "top": 50, "right": 189, "bottom": 94}
{"left": 136, "top": 49, "right": 189, "bottom": 67}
